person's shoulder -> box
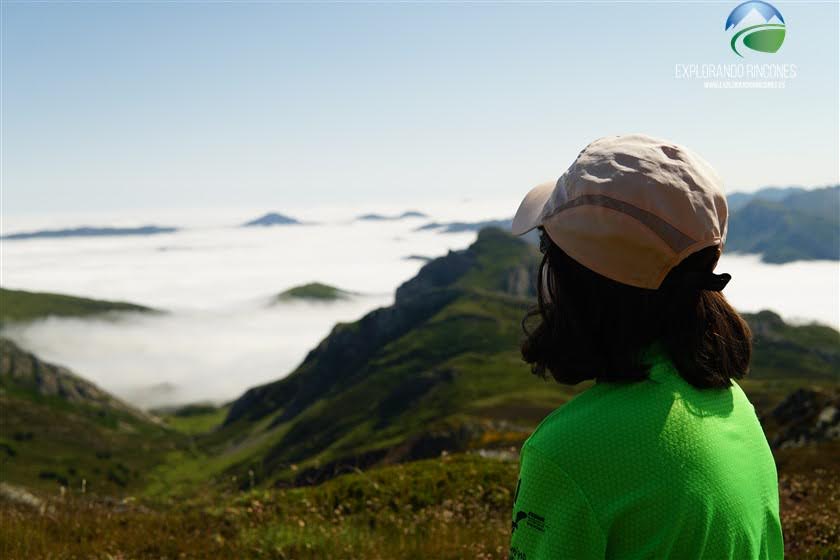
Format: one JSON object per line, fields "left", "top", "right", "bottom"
{"left": 522, "top": 383, "right": 611, "bottom": 448}
{"left": 524, "top": 375, "right": 674, "bottom": 462}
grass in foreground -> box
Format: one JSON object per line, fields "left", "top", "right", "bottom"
{"left": 2, "top": 454, "right": 513, "bottom": 560}
{"left": 2, "top": 453, "right": 838, "bottom": 560}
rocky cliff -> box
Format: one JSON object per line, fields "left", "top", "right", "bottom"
{"left": 0, "top": 337, "right": 152, "bottom": 423}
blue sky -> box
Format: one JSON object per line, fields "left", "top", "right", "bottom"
{"left": 2, "top": 1, "right": 838, "bottom": 216}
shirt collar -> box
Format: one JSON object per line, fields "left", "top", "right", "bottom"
{"left": 641, "top": 341, "right": 678, "bottom": 384}
{"left": 593, "top": 341, "right": 676, "bottom": 385}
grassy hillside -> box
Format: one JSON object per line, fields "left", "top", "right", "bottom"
{"left": 4, "top": 452, "right": 837, "bottom": 560}
{"left": 154, "top": 403, "right": 231, "bottom": 435}
{"left": 1, "top": 454, "right": 518, "bottom": 559}
{"left": 745, "top": 310, "right": 840, "bottom": 380}
{"left": 0, "top": 287, "right": 157, "bottom": 327}
{"left": 151, "top": 229, "right": 839, "bottom": 497}
{"left": 1, "top": 228, "right": 838, "bottom": 559}
{"left": 0, "top": 338, "right": 181, "bottom": 494}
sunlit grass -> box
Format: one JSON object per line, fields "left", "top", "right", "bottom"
{"left": 2, "top": 453, "right": 837, "bottom": 560}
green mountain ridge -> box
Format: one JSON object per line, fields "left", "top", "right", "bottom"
{"left": 0, "top": 287, "right": 159, "bottom": 328}
{"left": 726, "top": 185, "right": 840, "bottom": 263}
{"left": 197, "top": 231, "right": 541, "bottom": 486}
{"left": 727, "top": 186, "right": 807, "bottom": 213}
{"left": 183, "top": 229, "right": 839, "bottom": 492}
{"left": 1, "top": 229, "right": 837, "bottom": 496}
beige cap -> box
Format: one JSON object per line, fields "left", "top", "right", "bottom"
{"left": 512, "top": 134, "right": 728, "bottom": 290}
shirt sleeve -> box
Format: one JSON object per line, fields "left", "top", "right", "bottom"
{"left": 509, "top": 443, "right": 607, "bottom": 560}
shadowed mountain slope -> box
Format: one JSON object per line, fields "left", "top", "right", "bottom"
{"left": 198, "top": 228, "right": 839, "bottom": 491}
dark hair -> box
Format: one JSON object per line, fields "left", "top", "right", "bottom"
{"left": 521, "top": 228, "right": 752, "bottom": 389}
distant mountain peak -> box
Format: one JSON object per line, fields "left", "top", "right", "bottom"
{"left": 356, "top": 210, "right": 428, "bottom": 221}
{"left": 241, "top": 212, "right": 301, "bottom": 227}
{"left": 1, "top": 225, "right": 177, "bottom": 241}
{"left": 274, "top": 282, "right": 356, "bottom": 302}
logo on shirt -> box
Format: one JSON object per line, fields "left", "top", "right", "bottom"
{"left": 523, "top": 511, "right": 546, "bottom": 532}
{"left": 511, "top": 477, "right": 547, "bottom": 535}
{"left": 511, "top": 510, "right": 528, "bottom": 533}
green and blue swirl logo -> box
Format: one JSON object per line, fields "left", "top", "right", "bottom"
{"left": 725, "top": 1, "right": 786, "bottom": 57}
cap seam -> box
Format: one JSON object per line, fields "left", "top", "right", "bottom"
{"left": 543, "top": 193, "right": 698, "bottom": 253}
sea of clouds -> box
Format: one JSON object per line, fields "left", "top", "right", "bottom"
{"left": 1, "top": 199, "right": 838, "bottom": 408}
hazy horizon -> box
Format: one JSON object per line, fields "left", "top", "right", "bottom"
{"left": 1, "top": 182, "right": 837, "bottom": 236}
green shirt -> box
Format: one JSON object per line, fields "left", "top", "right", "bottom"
{"left": 509, "top": 346, "right": 784, "bottom": 559}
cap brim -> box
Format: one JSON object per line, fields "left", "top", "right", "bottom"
{"left": 511, "top": 179, "right": 557, "bottom": 236}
